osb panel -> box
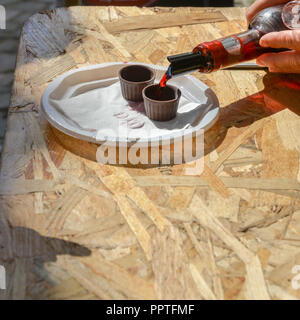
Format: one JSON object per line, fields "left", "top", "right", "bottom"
{"left": 0, "top": 6, "right": 300, "bottom": 300}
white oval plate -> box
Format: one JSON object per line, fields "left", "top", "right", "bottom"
{"left": 41, "top": 62, "right": 219, "bottom": 147}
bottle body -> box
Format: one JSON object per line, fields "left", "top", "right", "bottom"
{"left": 166, "top": 4, "right": 290, "bottom": 76}
{"left": 192, "top": 29, "right": 282, "bottom": 72}
{"left": 192, "top": 4, "right": 290, "bottom": 73}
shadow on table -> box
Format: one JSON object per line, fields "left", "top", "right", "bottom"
{"left": 0, "top": 227, "right": 91, "bottom": 300}
{"left": 204, "top": 72, "right": 300, "bottom": 155}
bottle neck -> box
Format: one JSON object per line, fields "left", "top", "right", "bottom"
{"left": 192, "top": 29, "right": 264, "bottom": 71}
{"left": 166, "top": 51, "right": 209, "bottom": 77}
{"left": 192, "top": 27, "right": 288, "bottom": 72}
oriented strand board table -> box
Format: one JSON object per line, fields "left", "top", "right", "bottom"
{"left": 1, "top": 6, "right": 300, "bottom": 300}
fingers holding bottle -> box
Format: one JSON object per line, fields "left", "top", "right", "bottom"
{"left": 257, "top": 50, "right": 300, "bottom": 72}
{"left": 259, "top": 30, "right": 300, "bottom": 50}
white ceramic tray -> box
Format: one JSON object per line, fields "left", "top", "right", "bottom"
{"left": 41, "top": 62, "right": 219, "bottom": 147}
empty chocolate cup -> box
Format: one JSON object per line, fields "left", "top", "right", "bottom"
{"left": 142, "top": 84, "right": 181, "bottom": 121}
{"left": 119, "top": 64, "right": 155, "bottom": 102}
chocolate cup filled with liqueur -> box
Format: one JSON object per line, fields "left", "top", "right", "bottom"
{"left": 142, "top": 84, "right": 181, "bottom": 121}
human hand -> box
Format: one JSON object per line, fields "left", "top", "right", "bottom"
{"left": 256, "top": 30, "right": 300, "bottom": 73}
{"left": 246, "top": 0, "right": 290, "bottom": 24}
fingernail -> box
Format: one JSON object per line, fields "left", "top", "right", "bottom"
{"left": 259, "top": 39, "right": 267, "bottom": 47}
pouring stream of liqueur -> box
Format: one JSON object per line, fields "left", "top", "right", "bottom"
{"left": 159, "top": 66, "right": 172, "bottom": 88}
{"left": 156, "top": 65, "right": 173, "bottom": 100}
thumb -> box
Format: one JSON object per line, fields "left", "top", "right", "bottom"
{"left": 260, "top": 30, "right": 300, "bottom": 51}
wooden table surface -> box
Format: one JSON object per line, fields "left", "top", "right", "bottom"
{"left": 0, "top": 6, "right": 300, "bottom": 300}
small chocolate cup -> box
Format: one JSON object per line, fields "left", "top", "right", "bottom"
{"left": 142, "top": 84, "right": 181, "bottom": 121}
{"left": 119, "top": 64, "right": 155, "bottom": 102}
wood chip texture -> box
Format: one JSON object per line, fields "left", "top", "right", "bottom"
{"left": 0, "top": 6, "right": 299, "bottom": 300}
